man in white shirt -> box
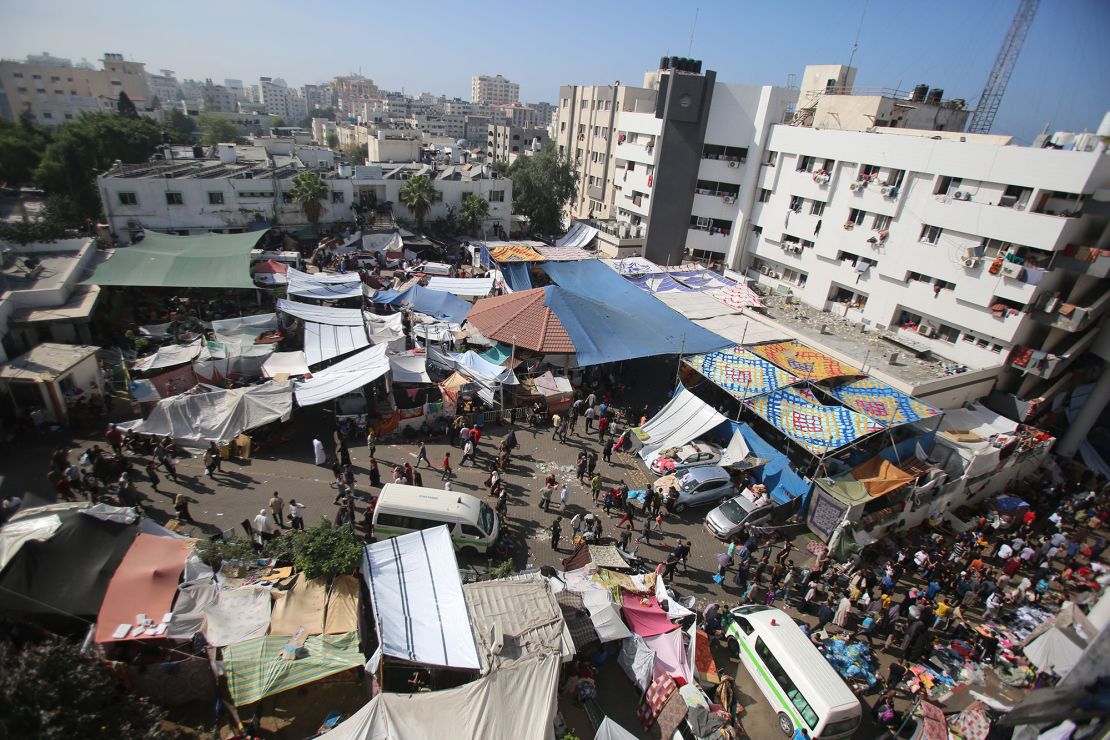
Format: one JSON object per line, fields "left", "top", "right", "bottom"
{"left": 997, "top": 543, "right": 1013, "bottom": 562}
{"left": 253, "top": 509, "right": 270, "bottom": 544}
{"left": 289, "top": 499, "right": 305, "bottom": 531}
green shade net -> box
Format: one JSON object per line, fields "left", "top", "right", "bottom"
{"left": 84, "top": 230, "right": 265, "bottom": 289}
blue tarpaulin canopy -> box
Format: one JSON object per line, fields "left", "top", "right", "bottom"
{"left": 541, "top": 260, "right": 729, "bottom": 365}
{"left": 501, "top": 262, "right": 533, "bottom": 292}
{"left": 370, "top": 284, "right": 469, "bottom": 324}
{"left": 722, "top": 421, "right": 812, "bottom": 505}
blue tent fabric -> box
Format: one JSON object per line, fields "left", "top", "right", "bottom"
{"left": 370, "top": 287, "right": 406, "bottom": 304}
{"left": 540, "top": 261, "right": 730, "bottom": 364}
{"left": 372, "top": 285, "right": 470, "bottom": 324}
{"left": 725, "top": 421, "right": 812, "bottom": 505}
{"left": 879, "top": 430, "right": 937, "bottom": 465}
{"left": 501, "top": 262, "right": 532, "bottom": 292}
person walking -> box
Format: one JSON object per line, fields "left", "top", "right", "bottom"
{"left": 575, "top": 452, "right": 588, "bottom": 483}
{"left": 550, "top": 517, "right": 562, "bottom": 551}
{"left": 603, "top": 489, "right": 614, "bottom": 516}
{"left": 366, "top": 427, "right": 377, "bottom": 458}
{"left": 559, "top": 484, "right": 569, "bottom": 512}
{"left": 416, "top": 441, "right": 430, "bottom": 468}
{"left": 313, "top": 436, "right": 327, "bottom": 466}
{"left": 460, "top": 438, "right": 475, "bottom": 467}
{"left": 441, "top": 452, "right": 453, "bottom": 481}
{"left": 173, "top": 493, "right": 194, "bottom": 522}
{"left": 541, "top": 483, "right": 554, "bottom": 512}
{"left": 550, "top": 413, "right": 561, "bottom": 439}
{"left": 584, "top": 405, "right": 595, "bottom": 433}
{"left": 591, "top": 474, "right": 603, "bottom": 504}
{"left": 203, "top": 445, "right": 220, "bottom": 480}
{"left": 161, "top": 452, "right": 179, "bottom": 482}
{"left": 145, "top": 460, "right": 161, "bottom": 491}
{"left": 289, "top": 499, "right": 305, "bottom": 530}
{"left": 603, "top": 438, "right": 614, "bottom": 464}
{"left": 207, "top": 442, "right": 223, "bottom": 473}
{"left": 597, "top": 415, "right": 610, "bottom": 442}
{"left": 816, "top": 598, "right": 836, "bottom": 633}
{"left": 252, "top": 509, "right": 270, "bottom": 545}
{"left": 269, "top": 492, "right": 285, "bottom": 527}
{"left": 834, "top": 593, "right": 852, "bottom": 629}
{"left": 571, "top": 513, "right": 583, "bottom": 538}
{"left": 637, "top": 516, "right": 652, "bottom": 544}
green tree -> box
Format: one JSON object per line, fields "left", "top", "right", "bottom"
{"left": 507, "top": 147, "right": 577, "bottom": 237}
{"left": 326, "top": 133, "right": 339, "bottom": 150}
{"left": 0, "top": 636, "right": 166, "bottom": 739}
{"left": 289, "top": 171, "right": 329, "bottom": 232}
{"left": 116, "top": 91, "right": 139, "bottom": 119}
{"left": 459, "top": 192, "right": 490, "bottom": 236}
{"left": 344, "top": 142, "right": 368, "bottom": 163}
{"left": 0, "top": 194, "right": 81, "bottom": 244}
{"left": 292, "top": 521, "right": 362, "bottom": 580}
{"left": 34, "top": 112, "right": 164, "bottom": 219}
{"left": 271, "top": 117, "right": 285, "bottom": 128}
{"left": 0, "top": 117, "right": 49, "bottom": 185}
{"left": 198, "top": 114, "right": 240, "bottom": 146}
{"left": 167, "top": 108, "right": 196, "bottom": 143}
{"left": 398, "top": 174, "right": 436, "bottom": 230}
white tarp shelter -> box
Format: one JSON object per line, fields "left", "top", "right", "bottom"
{"left": 361, "top": 526, "right": 480, "bottom": 670}
{"left": 262, "top": 351, "right": 310, "bottom": 379}
{"left": 276, "top": 298, "right": 366, "bottom": 326}
{"left": 464, "top": 574, "right": 570, "bottom": 674}
{"left": 718, "top": 430, "right": 752, "bottom": 467}
{"left": 556, "top": 221, "right": 599, "bottom": 249}
{"left": 286, "top": 267, "right": 363, "bottom": 300}
{"left": 201, "top": 587, "right": 272, "bottom": 647}
{"left": 655, "top": 291, "right": 739, "bottom": 320}
{"left": 1021, "top": 603, "right": 1095, "bottom": 677}
{"left": 0, "top": 513, "right": 62, "bottom": 571}
{"left": 618, "top": 634, "right": 656, "bottom": 690}
{"left": 638, "top": 386, "right": 728, "bottom": 460}
{"left": 366, "top": 312, "right": 405, "bottom": 344}
{"left": 939, "top": 402, "right": 1019, "bottom": 443}
{"left": 581, "top": 589, "right": 633, "bottom": 643}
{"left": 125, "top": 381, "right": 293, "bottom": 447}
{"left": 324, "top": 655, "right": 560, "bottom": 740}
{"left": 594, "top": 717, "right": 640, "bottom": 740}
{"left": 600, "top": 256, "right": 659, "bottom": 275}
{"left": 691, "top": 314, "right": 792, "bottom": 346}
{"left": 294, "top": 344, "right": 390, "bottom": 406}
{"left": 389, "top": 355, "right": 431, "bottom": 384}
{"left": 303, "top": 321, "right": 370, "bottom": 366}
{"left": 210, "top": 312, "right": 277, "bottom": 338}
{"left": 132, "top": 338, "right": 204, "bottom": 372}
{"left": 425, "top": 276, "right": 494, "bottom": 297}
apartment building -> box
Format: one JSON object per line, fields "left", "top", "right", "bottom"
{"left": 740, "top": 122, "right": 1110, "bottom": 407}
{"left": 493, "top": 102, "right": 542, "bottom": 129}
{"left": 334, "top": 74, "right": 380, "bottom": 116}
{"left": 258, "top": 77, "right": 307, "bottom": 121}
{"left": 486, "top": 123, "right": 548, "bottom": 163}
{"left": 471, "top": 74, "right": 519, "bottom": 106}
{"left": 0, "top": 52, "right": 150, "bottom": 125}
{"left": 201, "top": 80, "right": 238, "bottom": 113}
{"left": 147, "top": 69, "right": 181, "bottom": 107}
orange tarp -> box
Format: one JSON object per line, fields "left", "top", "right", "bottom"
{"left": 489, "top": 245, "right": 544, "bottom": 263}
{"left": 851, "top": 456, "right": 916, "bottom": 497}
{"left": 751, "top": 340, "right": 861, "bottom": 380}
{"left": 95, "top": 533, "right": 192, "bottom": 643}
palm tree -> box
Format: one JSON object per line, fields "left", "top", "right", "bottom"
{"left": 398, "top": 174, "right": 436, "bottom": 230}
{"left": 459, "top": 193, "right": 490, "bottom": 236}
{"left": 289, "top": 172, "right": 328, "bottom": 233}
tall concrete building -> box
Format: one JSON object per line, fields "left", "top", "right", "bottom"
{"left": 471, "top": 74, "right": 519, "bottom": 106}
{"left": 486, "top": 123, "right": 548, "bottom": 163}
{"left": 333, "top": 75, "right": 380, "bottom": 116}
{"left": 0, "top": 52, "right": 151, "bottom": 125}
{"left": 258, "top": 77, "right": 307, "bottom": 121}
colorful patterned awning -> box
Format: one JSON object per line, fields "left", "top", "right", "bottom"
{"left": 751, "top": 340, "right": 861, "bottom": 380}
{"left": 827, "top": 376, "right": 941, "bottom": 427}
{"left": 489, "top": 245, "right": 545, "bottom": 263}
{"left": 684, "top": 345, "right": 799, "bottom": 400}
{"left": 744, "top": 386, "right": 883, "bottom": 455}
{"left": 711, "top": 284, "right": 765, "bottom": 310}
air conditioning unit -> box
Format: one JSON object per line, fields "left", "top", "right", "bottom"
{"left": 848, "top": 181, "right": 862, "bottom": 192}
{"left": 728, "top": 160, "right": 739, "bottom": 168}
{"left": 880, "top": 186, "right": 893, "bottom": 196}
{"left": 723, "top": 196, "right": 736, "bottom": 204}
{"left": 917, "top": 324, "right": 936, "bottom": 338}
{"left": 962, "top": 257, "right": 980, "bottom": 268}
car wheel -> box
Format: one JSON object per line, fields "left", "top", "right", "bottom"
{"left": 673, "top": 502, "right": 687, "bottom": 513}
{"left": 777, "top": 712, "right": 794, "bottom": 736}
{"left": 726, "top": 637, "right": 740, "bottom": 657}
{"left": 459, "top": 545, "right": 478, "bottom": 558}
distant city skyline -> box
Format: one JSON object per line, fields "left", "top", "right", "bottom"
{"left": 2, "top": 0, "right": 1107, "bottom": 143}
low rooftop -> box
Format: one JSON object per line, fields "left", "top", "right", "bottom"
{"left": 0, "top": 342, "right": 100, "bottom": 382}
{"left": 0, "top": 243, "right": 86, "bottom": 295}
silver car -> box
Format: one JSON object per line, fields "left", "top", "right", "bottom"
{"left": 704, "top": 495, "right": 774, "bottom": 540}
{"left": 658, "top": 467, "right": 738, "bottom": 513}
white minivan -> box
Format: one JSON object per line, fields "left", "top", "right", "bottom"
{"left": 372, "top": 484, "right": 500, "bottom": 555}
{"left": 725, "top": 605, "right": 861, "bottom": 738}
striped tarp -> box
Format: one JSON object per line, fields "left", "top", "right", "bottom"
{"left": 223, "top": 630, "right": 363, "bottom": 705}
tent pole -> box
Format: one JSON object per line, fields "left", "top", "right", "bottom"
{"left": 674, "top": 333, "right": 686, "bottom": 387}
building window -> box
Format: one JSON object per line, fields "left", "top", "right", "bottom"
{"left": 208, "top": 192, "right": 224, "bottom": 205}
{"left": 764, "top": 150, "right": 777, "bottom": 167}
{"left": 331, "top": 191, "right": 344, "bottom": 203}
{"left": 789, "top": 196, "right": 803, "bottom": 213}
{"left": 42, "top": 112, "right": 52, "bottom": 119}
{"left": 847, "top": 208, "right": 866, "bottom": 226}
{"left": 920, "top": 224, "right": 942, "bottom": 244}
{"left": 489, "top": 190, "right": 505, "bottom": 203}
{"left": 165, "top": 192, "right": 184, "bottom": 205}
{"left": 810, "top": 200, "right": 825, "bottom": 216}
{"left": 758, "top": 189, "right": 771, "bottom": 203}
{"left": 118, "top": 192, "right": 138, "bottom": 205}
{"left": 872, "top": 214, "right": 891, "bottom": 231}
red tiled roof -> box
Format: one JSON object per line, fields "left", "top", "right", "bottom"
{"left": 466, "top": 288, "right": 576, "bottom": 353}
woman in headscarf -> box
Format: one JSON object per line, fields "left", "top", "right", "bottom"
{"left": 833, "top": 592, "right": 852, "bottom": 628}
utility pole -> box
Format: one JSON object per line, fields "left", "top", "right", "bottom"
{"left": 967, "top": 0, "right": 1040, "bottom": 135}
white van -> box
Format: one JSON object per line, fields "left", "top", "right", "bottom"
{"left": 372, "top": 484, "right": 500, "bottom": 555}
{"left": 725, "top": 605, "right": 861, "bottom": 738}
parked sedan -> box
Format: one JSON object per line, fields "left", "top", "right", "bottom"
{"left": 649, "top": 441, "right": 722, "bottom": 475}
{"left": 704, "top": 495, "right": 774, "bottom": 540}
{"left": 656, "top": 466, "right": 738, "bottom": 513}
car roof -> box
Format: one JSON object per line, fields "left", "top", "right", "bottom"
{"left": 727, "top": 495, "right": 760, "bottom": 513}
{"left": 682, "top": 466, "right": 731, "bottom": 484}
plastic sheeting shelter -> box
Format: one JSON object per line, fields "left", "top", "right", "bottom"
{"left": 276, "top": 298, "right": 365, "bottom": 326}
{"left": 728, "top": 422, "right": 813, "bottom": 504}
{"left": 500, "top": 262, "right": 533, "bottom": 292}
{"left": 223, "top": 631, "right": 363, "bottom": 705}
{"left": 294, "top": 344, "right": 390, "bottom": 406}
{"left": 425, "top": 276, "right": 494, "bottom": 297}
{"left": 691, "top": 314, "right": 792, "bottom": 346}
{"left": 361, "top": 526, "right": 480, "bottom": 670}
{"left": 745, "top": 386, "right": 883, "bottom": 456}
{"left": 1021, "top": 604, "right": 1095, "bottom": 677}
{"left": 132, "top": 339, "right": 204, "bottom": 372}
{"left": 555, "top": 222, "right": 599, "bottom": 249}
{"left": 637, "top": 386, "right": 727, "bottom": 460}
{"left": 595, "top": 717, "right": 641, "bottom": 740}
{"left": 262, "top": 351, "right": 310, "bottom": 379}
{"left": 371, "top": 284, "right": 471, "bottom": 324}
{"left": 303, "top": 321, "right": 370, "bottom": 366}
{"left": 323, "top": 654, "right": 560, "bottom": 740}
{"left": 685, "top": 345, "right": 799, "bottom": 401}
{"left": 84, "top": 231, "right": 263, "bottom": 289}
{"left": 851, "top": 456, "right": 917, "bottom": 497}
{"left": 286, "top": 267, "right": 364, "bottom": 300}
{"left": 388, "top": 354, "right": 431, "bottom": 384}
{"left": 95, "top": 533, "right": 192, "bottom": 643}
{"left": 126, "top": 381, "right": 294, "bottom": 447}
{"left": 464, "top": 575, "right": 570, "bottom": 673}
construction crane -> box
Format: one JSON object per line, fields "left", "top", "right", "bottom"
{"left": 967, "top": 0, "right": 1040, "bottom": 134}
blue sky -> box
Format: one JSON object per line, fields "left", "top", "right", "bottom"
{"left": 2, "top": 0, "right": 1107, "bottom": 143}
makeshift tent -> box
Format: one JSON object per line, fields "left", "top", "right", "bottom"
{"left": 669, "top": 269, "right": 735, "bottom": 290}
{"left": 479, "top": 343, "right": 514, "bottom": 366}
{"left": 1022, "top": 622, "right": 1090, "bottom": 677}
{"left": 621, "top": 593, "right": 676, "bottom": 637}
{"left": 268, "top": 576, "right": 328, "bottom": 635}
{"left": 366, "top": 312, "right": 405, "bottom": 343}
{"left": 253, "top": 259, "right": 288, "bottom": 286}
{"left": 542, "top": 260, "right": 730, "bottom": 365}
{"left": 303, "top": 320, "right": 370, "bottom": 366}
{"left": 286, "top": 267, "right": 364, "bottom": 300}
{"left": 938, "top": 402, "right": 1019, "bottom": 442}
{"left": 83, "top": 230, "right": 263, "bottom": 289}
{"left": 210, "top": 312, "right": 278, "bottom": 339}
{"left": 389, "top": 354, "right": 431, "bottom": 384}
{"left": 644, "top": 628, "right": 693, "bottom": 684}
{"left": 595, "top": 717, "right": 640, "bottom": 740}
{"left": 201, "top": 587, "right": 272, "bottom": 647}
{"left": 464, "top": 574, "right": 570, "bottom": 673}
{"left": 294, "top": 344, "right": 390, "bottom": 406}
{"left": 555, "top": 222, "right": 599, "bottom": 249}
{"left": 425, "top": 276, "right": 494, "bottom": 296}
{"left": 625, "top": 272, "right": 694, "bottom": 293}
{"left": 712, "top": 283, "right": 766, "bottom": 310}
{"left": 466, "top": 288, "right": 575, "bottom": 353}
{"left": 600, "top": 256, "right": 659, "bottom": 275}
{"left": 275, "top": 298, "right": 365, "bottom": 326}
{"left": 0, "top": 513, "right": 62, "bottom": 572}
{"left": 324, "top": 654, "right": 560, "bottom": 740}
{"left": 730, "top": 422, "right": 813, "bottom": 504}
{"left": 132, "top": 339, "right": 204, "bottom": 372}
{"left": 618, "top": 634, "right": 657, "bottom": 690}
{"left": 323, "top": 575, "right": 359, "bottom": 634}
{"left": 261, "top": 351, "right": 310, "bottom": 378}
{"left": 637, "top": 386, "right": 728, "bottom": 460}
{"left": 95, "top": 533, "right": 192, "bottom": 643}
{"left": 537, "top": 244, "right": 593, "bottom": 261}
{"left": 685, "top": 345, "right": 799, "bottom": 401}
{"left": 167, "top": 578, "right": 217, "bottom": 641}
{"left": 500, "top": 262, "right": 533, "bottom": 292}
{"left": 691, "top": 314, "right": 792, "bottom": 346}
{"left": 655, "top": 291, "right": 739, "bottom": 320}
{"left": 751, "top": 340, "right": 861, "bottom": 380}
{"left": 372, "top": 284, "right": 471, "bottom": 324}
{"left": 489, "top": 244, "right": 545, "bottom": 262}
{"left": 827, "top": 376, "right": 941, "bottom": 427}
{"left": 430, "top": 348, "right": 519, "bottom": 386}
{"left": 851, "top": 456, "right": 917, "bottom": 497}
{"left": 745, "top": 386, "right": 884, "bottom": 456}
{"left": 223, "top": 631, "right": 363, "bottom": 705}
{"left": 581, "top": 589, "right": 633, "bottom": 642}
{"left": 124, "top": 381, "right": 293, "bottom": 446}
{"left": 361, "top": 526, "right": 480, "bottom": 670}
